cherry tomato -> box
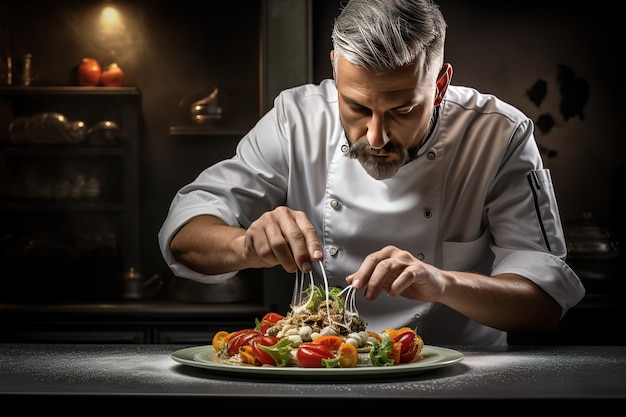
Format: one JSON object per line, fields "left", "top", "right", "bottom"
{"left": 393, "top": 330, "right": 419, "bottom": 363}
{"left": 259, "top": 312, "right": 284, "bottom": 335}
{"left": 211, "top": 330, "right": 230, "bottom": 352}
{"left": 239, "top": 345, "right": 259, "bottom": 366}
{"left": 313, "top": 335, "right": 344, "bottom": 351}
{"left": 226, "top": 329, "right": 261, "bottom": 357}
{"left": 383, "top": 327, "right": 414, "bottom": 340}
{"left": 295, "top": 342, "right": 335, "bottom": 368}
{"left": 262, "top": 312, "right": 285, "bottom": 323}
{"left": 337, "top": 343, "right": 358, "bottom": 368}
{"left": 251, "top": 335, "right": 282, "bottom": 366}
{"left": 389, "top": 341, "right": 402, "bottom": 365}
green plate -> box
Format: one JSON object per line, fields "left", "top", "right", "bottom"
{"left": 171, "top": 344, "right": 463, "bottom": 379}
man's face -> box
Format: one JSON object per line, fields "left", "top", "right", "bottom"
{"left": 332, "top": 53, "right": 441, "bottom": 180}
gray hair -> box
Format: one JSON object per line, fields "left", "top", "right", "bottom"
{"left": 331, "top": 0, "right": 447, "bottom": 75}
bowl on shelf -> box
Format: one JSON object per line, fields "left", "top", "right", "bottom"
{"left": 86, "top": 120, "right": 124, "bottom": 146}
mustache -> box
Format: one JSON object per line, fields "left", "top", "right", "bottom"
{"left": 347, "top": 136, "right": 410, "bottom": 180}
{"left": 347, "top": 137, "right": 405, "bottom": 157}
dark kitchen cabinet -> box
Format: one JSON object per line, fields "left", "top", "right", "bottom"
{"left": 0, "top": 87, "right": 142, "bottom": 303}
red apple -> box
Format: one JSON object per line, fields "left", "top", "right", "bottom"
{"left": 101, "top": 63, "right": 124, "bottom": 87}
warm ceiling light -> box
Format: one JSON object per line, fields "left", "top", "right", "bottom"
{"left": 100, "top": 6, "right": 122, "bottom": 32}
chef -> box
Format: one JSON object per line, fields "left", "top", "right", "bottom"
{"left": 158, "top": 0, "right": 585, "bottom": 345}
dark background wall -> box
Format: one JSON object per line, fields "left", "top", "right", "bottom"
{"left": 1, "top": 1, "right": 623, "bottom": 306}
{"left": 312, "top": 1, "right": 624, "bottom": 308}
{"left": 314, "top": 1, "right": 623, "bottom": 238}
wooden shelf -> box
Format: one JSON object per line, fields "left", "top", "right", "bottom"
{"left": 1, "top": 144, "right": 124, "bottom": 156}
{"left": 0, "top": 86, "right": 141, "bottom": 96}
{"left": 168, "top": 126, "right": 246, "bottom": 137}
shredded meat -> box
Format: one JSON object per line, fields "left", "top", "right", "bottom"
{"left": 272, "top": 299, "right": 367, "bottom": 337}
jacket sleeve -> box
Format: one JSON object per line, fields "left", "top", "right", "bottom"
{"left": 487, "top": 119, "right": 585, "bottom": 316}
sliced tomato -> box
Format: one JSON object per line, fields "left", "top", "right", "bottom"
{"left": 239, "top": 345, "right": 259, "bottom": 366}
{"left": 337, "top": 342, "right": 358, "bottom": 368}
{"left": 251, "top": 335, "right": 282, "bottom": 366}
{"left": 211, "top": 330, "right": 230, "bottom": 353}
{"left": 259, "top": 312, "right": 284, "bottom": 335}
{"left": 295, "top": 342, "right": 335, "bottom": 368}
{"left": 313, "top": 335, "right": 343, "bottom": 351}
{"left": 226, "top": 329, "right": 261, "bottom": 357}
{"left": 392, "top": 330, "right": 419, "bottom": 363}
{"left": 261, "top": 312, "right": 285, "bottom": 323}
{"left": 383, "top": 327, "right": 414, "bottom": 341}
{"left": 389, "top": 341, "right": 402, "bottom": 365}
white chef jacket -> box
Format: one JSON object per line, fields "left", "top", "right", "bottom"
{"left": 159, "top": 79, "right": 586, "bottom": 345}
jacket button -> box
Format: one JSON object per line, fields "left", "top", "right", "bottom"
{"left": 328, "top": 246, "right": 339, "bottom": 256}
{"left": 416, "top": 253, "right": 425, "bottom": 260}
{"left": 424, "top": 209, "right": 432, "bottom": 218}
{"left": 341, "top": 144, "right": 349, "bottom": 153}
{"left": 427, "top": 151, "right": 436, "bottom": 160}
{"left": 330, "top": 199, "right": 340, "bottom": 209}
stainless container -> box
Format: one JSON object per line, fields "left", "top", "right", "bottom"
{"left": 564, "top": 213, "right": 621, "bottom": 293}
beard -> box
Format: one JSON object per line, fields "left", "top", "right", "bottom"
{"left": 348, "top": 138, "right": 412, "bottom": 180}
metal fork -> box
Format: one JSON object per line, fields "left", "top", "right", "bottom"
{"left": 291, "top": 261, "right": 360, "bottom": 328}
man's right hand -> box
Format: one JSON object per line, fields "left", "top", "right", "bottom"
{"left": 170, "top": 209, "right": 323, "bottom": 275}
{"left": 243, "top": 206, "right": 324, "bottom": 273}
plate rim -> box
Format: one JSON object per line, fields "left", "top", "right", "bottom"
{"left": 171, "top": 344, "right": 463, "bottom": 378}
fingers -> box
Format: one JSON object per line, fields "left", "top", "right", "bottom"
{"left": 347, "top": 246, "right": 419, "bottom": 300}
{"left": 247, "top": 207, "right": 322, "bottom": 273}
{"left": 264, "top": 219, "right": 299, "bottom": 271}
{"left": 293, "top": 211, "right": 324, "bottom": 271}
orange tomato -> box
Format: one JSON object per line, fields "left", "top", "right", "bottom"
{"left": 211, "top": 330, "right": 231, "bottom": 352}
{"left": 314, "top": 335, "right": 344, "bottom": 351}
{"left": 239, "top": 345, "right": 260, "bottom": 366}
{"left": 390, "top": 341, "right": 402, "bottom": 365}
{"left": 337, "top": 343, "right": 358, "bottom": 368}
{"left": 382, "top": 327, "right": 416, "bottom": 340}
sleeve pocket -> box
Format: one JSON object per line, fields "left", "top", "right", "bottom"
{"left": 526, "top": 169, "right": 566, "bottom": 256}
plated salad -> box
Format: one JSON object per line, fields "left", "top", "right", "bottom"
{"left": 211, "top": 281, "right": 424, "bottom": 368}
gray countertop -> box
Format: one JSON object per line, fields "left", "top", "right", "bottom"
{"left": 1, "top": 343, "right": 625, "bottom": 411}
